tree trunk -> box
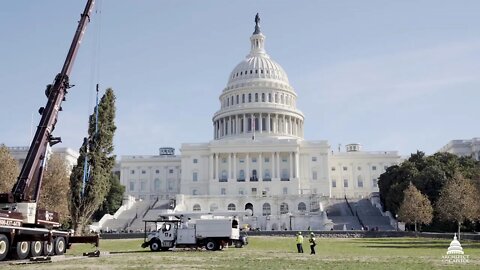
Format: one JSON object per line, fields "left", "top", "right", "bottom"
{"left": 414, "top": 221, "right": 417, "bottom": 232}
{"left": 458, "top": 221, "right": 461, "bottom": 241}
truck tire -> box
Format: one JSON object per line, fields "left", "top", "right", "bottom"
{"left": 234, "top": 241, "right": 243, "bottom": 248}
{"left": 205, "top": 240, "right": 218, "bottom": 251}
{"left": 43, "top": 241, "right": 54, "bottom": 256}
{"left": 150, "top": 239, "right": 161, "bottom": 252}
{"left": 30, "top": 241, "right": 43, "bottom": 257}
{"left": 0, "top": 235, "right": 9, "bottom": 261}
{"left": 12, "top": 241, "right": 30, "bottom": 260}
{"left": 54, "top": 237, "right": 66, "bottom": 255}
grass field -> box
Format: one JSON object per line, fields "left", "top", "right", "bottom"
{"left": 3, "top": 236, "right": 480, "bottom": 269}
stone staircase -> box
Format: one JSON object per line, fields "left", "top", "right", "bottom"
{"left": 325, "top": 199, "right": 362, "bottom": 230}
{"left": 126, "top": 200, "right": 171, "bottom": 232}
{"left": 102, "top": 200, "right": 150, "bottom": 232}
{"left": 353, "top": 199, "right": 394, "bottom": 231}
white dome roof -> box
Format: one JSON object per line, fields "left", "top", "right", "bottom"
{"left": 228, "top": 53, "right": 290, "bottom": 85}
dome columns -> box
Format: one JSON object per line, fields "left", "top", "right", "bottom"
{"left": 213, "top": 112, "right": 303, "bottom": 140}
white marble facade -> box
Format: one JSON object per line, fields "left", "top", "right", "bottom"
{"left": 439, "top": 137, "right": 480, "bottom": 161}
{"left": 118, "top": 18, "right": 401, "bottom": 229}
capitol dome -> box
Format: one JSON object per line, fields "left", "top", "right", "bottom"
{"left": 212, "top": 14, "right": 304, "bottom": 141}
{"left": 446, "top": 234, "right": 464, "bottom": 255}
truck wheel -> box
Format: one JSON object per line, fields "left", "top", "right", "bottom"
{"left": 205, "top": 240, "right": 218, "bottom": 251}
{"left": 150, "top": 239, "right": 161, "bottom": 252}
{"left": 54, "top": 237, "right": 66, "bottom": 255}
{"left": 30, "top": 241, "right": 43, "bottom": 257}
{"left": 12, "top": 241, "right": 30, "bottom": 260}
{"left": 43, "top": 241, "right": 54, "bottom": 256}
{"left": 0, "top": 235, "right": 9, "bottom": 261}
{"left": 234, "top": 241, "right": 243, "bottom": 248}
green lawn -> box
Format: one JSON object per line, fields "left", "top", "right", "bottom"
{"left": 4, "top": 237, "right": 480, "bottom": 269}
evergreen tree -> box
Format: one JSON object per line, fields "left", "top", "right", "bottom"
{"left": 92, "top": 173, "right": 125, "bottom": 221}
{"left": 436, "top": 173, "right": 480, "bottom": 239}
{"left": 0, "top": 144, "right": 18, "bottom": 193}
{"left": 39, "top": 153, "right": 70, "bottom": 225}
{"left": 69, "top": 88, "right": 116, "bottom": 235}
{"left": 397, "top": 182, "right": 433, "bottom": 232}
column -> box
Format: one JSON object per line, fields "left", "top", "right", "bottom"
{"left": 267, "top": 113, "right": 271, "bottom": 133}
{"left": 214, "top": 153, "right": 219, "bottom": 180}
{"left": 283, "top": 115, "right": 286, "bottom": 134}
{"left": 243, "top": 114, "right": 247, "bottom": 134}
{"left": 289, "top": 152, "right": 293, "bottom": 179}
{"left": 271, "top": 152, "right": 275, "bottom": 179}
{"left": 295, "top": 151, "right": 300, "bottom": 179}
{"left": 209, "top": 154, "right": 213, "bottom": 180}
{"left": 259, "top": 153, "right": 263, "bottom": 181}
{"left": 246, "top": 153, "right": 250, "bottom": 181}
{"left": 276, "top": 152, "right": 280, "bottom": 179}
{"left": 259, "top": 113, "right": 263, "bottom": 133}
{"left": 228, "top": 153, "right": 232, "bottom": 179}
{"left": 233, "top": 153, "right": 237, "bottom": 180}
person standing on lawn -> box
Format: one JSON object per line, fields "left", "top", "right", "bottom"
{"left": 295, "top": 232, "right": 304, "bottom": 253}
{"left": 309, "top": 232, "right": 316, "bottom": 255}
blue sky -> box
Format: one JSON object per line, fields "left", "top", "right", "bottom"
{"left": 1, "top": 0, "right": 479, "bottom": 158}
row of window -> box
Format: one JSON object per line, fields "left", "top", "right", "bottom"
{"left": 218, "top": 156, "right": 287, "bottom": 163}
{"left": 221, "top": 91, "right": 295, "bottom": 108}
{"left": 231, "top": 68, "right": 280, "bottom": 79}
{"left": 192, "top": 202, "right": 307, "bottom": 215}
{"left": 128, "top": 179, "right": 175, "bottom": 192}
{"left": 193, "top": 169, "right": 291, "bottom": 182}
{"left": 331, "top": 178, "right": 378, "bottom": 188}
{"left": 129, "top": 168, "right": 176, "bottom": 175}
{"left": 331, "top": 165, "right": 389, "bottom": 172}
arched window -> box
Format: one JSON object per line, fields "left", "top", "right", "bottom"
{"left": 251, "top": 169, "right": 257, "bottom": 181}
{"left": 281, "top": 169, "right": 289, "bottom": 180}
{"left": 280, "top": 202, "right": 289, "bottom": 214}
{"left": 262, "top": 203, "right": 271, "bottom": 216}
{"left": 221, "top": 170, "right": 227, "bottom": 181}
{"left": 357, "top": 176, "right": 364, "bottom": 188}
{"left": 264, "top": 169, "right": 270, "bottom": 179}
{"left": 154, "top": 178, "right": 161, "bottom": 191}
{"left": 193, "top": 204, "right": 201, "bottom": 211}
{"left": 248, "top": 93, "right": 252, "bottom": 102}
{"left": 255, "top": 93, "right": 258, "bottom": 102}
{"left": 245, "top": 203, "right": 254, "bottom": 215}
{"left": 210, "top": 203, "right": 218, "bottom": 212}
{"left": 298, "top": 202, "right": 307, "bottom": 212}
{"left": 239, "top": 170, "right": 245, "bottom": 180}
{"left": 192, "top": 189, "right": 198, "bottom": 195}
{"left": 268, "top": 93, "right": 272, "bottom": 102}
{"left": 261, "top": 93, "right": 265, "bottom": 102}
{"left": 228, "top": 203, "right": 236, "bottom": 211}
{"left": 242, "top": 94, "right": 245, "bottom": 103}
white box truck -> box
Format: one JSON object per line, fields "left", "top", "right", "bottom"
{"left": 141, "top": 213, "right": 247, "bottom": 251}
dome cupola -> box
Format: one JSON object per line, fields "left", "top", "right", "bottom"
{"left": 212, "top": 14, "right": 305, "bottom": 141}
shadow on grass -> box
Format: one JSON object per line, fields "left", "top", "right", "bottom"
{"left": 110, "top": 250, "right": 151, "bottom": 254}
{"left": 362, "top": 244, "right": 446, "bottom": 249}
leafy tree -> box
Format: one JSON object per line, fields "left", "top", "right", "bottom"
{"left": 92, "top": 173, "right": 125, "bottom": 221}
{"left": 69, "top": 88, "right": 116, "bottom": 235}
{"left": 0, "top": 144, "right": 18, "bottom": 193}
{"left": 397, "top": 182, "right": 433, "bottom": 232}
{"left": 436, "top": 173, "right": 480, "bottom": 239}
{"left": 39, "top": 153, "right": 70, "bottom": 225}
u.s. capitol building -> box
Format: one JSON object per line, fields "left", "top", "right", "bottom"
{"left": 119, "top": 16, "right": 401, "bottom": 230}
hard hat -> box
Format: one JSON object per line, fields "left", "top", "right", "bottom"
{"left": 298, "top": 232, "right": 302, "bottom": 235}
{"left": 310, "top": 232, "right": 315, "bottom": 236}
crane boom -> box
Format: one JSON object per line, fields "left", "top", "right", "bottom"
{"left": 0, "top": 0, "right": 95, "bottom": 205}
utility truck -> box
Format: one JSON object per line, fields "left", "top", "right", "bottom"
{"left": 141, "top": 212, "right": 248, "bottom": 251}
